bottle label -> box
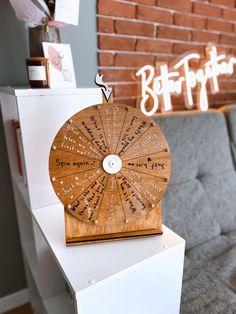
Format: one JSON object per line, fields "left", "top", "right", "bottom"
{"left": 28, "top": 66, "right": 46, "bottom": 81}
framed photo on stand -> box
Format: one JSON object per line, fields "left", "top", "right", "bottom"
{"left": 43, "top": 42, "right": 76, "bottom": 88}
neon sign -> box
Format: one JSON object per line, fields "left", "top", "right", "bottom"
{"left": 136, "top": 46, "right": 236, "bottom": 116}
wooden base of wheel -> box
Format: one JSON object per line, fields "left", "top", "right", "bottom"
{"left": 65, "top": 203, "right": 163, "bottom": 245}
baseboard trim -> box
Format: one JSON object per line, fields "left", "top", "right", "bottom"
{"left": 0, "top": 288, "right": 29, "bottom": 313}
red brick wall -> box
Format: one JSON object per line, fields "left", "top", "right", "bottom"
{"left": 97, "top": 0, "right": 236, "bottom": 110}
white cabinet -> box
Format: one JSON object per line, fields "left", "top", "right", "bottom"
{"left": 0, "top": 88, "right": 185, "bottom": 314}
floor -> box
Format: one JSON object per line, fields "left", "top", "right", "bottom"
{"left": 4, "top": 304, "right": 33, "bottom": 314}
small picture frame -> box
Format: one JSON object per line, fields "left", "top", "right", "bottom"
{"left": 42, "top": 42, "right": 76, "bottom": 88}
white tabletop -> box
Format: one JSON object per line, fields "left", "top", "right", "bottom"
{"left": 32, "top": 203, "right": 184, "bottom": 299}
{"left": 0, "top": 87, "right": 100, "bottom": 97}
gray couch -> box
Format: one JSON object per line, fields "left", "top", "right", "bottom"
{"left": 154, "top": 108, "right": 236, "bottom": 314}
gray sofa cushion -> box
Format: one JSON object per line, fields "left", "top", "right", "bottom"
{"left": 227, "top": 229, "right": 236, "bottom": 242}
{"left": 204, "top": 246, "right": 236, "bottom": 292}
{"left": 181, "top": 257, "right": 236, "bottom": 314}
{"left": 186, "top": 233, "right": 236, "bottom": 292}
{"left": 187, "top": 235, "right": 234, "bottom": 263}
{"left": 155, "top": 111, "right": 236, "bottom": 249}
{"left": 220, "top": 105, "right": 236, "bottom": 165}
{"left": 161, "top": 181, "right": 220, "bottom": 249}
{"left": 201, "top": 170, "right": 236, "bottom": 233}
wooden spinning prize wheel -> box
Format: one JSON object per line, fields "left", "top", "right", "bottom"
{"left": 49, "top": 103, "right": 171, "bottom": 245}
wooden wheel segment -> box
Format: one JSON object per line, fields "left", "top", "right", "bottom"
{"left": 49, "top": 104, "right": 171, "bottom": 231}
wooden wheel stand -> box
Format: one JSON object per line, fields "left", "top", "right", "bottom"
{"left": 49, "top": 93, "right": 171, "bottom": 245}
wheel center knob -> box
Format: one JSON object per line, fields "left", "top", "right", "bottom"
{"left": 102, "top": 154, "right": 122, "bottom": 174}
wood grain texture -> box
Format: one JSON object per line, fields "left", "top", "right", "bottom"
{"left": 49, "top": 103, "right": 171, "bottom": 244}
{"left": 65, "top": 203, "right": 163, "bottom": 245}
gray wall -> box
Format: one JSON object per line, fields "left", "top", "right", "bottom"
{"left": 61, "top": 0, "right": 98, "bottom": 87}
{"left": 0, "top": 0, "right": 98, "bottom": 87}
{"left": 0, "top": 0, "right": 97, "bottom": 298}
